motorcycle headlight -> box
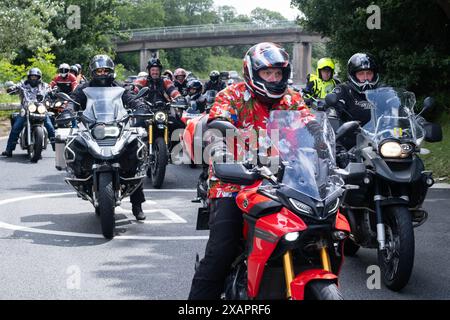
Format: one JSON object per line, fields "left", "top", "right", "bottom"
{"left": 289, "top": 198, "right": 313, "bottom": 216}
{"left": 37, "top": 104, "right": 47, "bottom": 114}
{"left": 155, "top": 111, "right": 167, "bottom": 123}
{"left": 92, "top": 125, "right": 106, "bottom": 140}
{"left": 284, "top": 232, "right": 300, "bottom": 242}
{"left": 379, "top": 141, "right": 402, "bottom": 158}
{"left": 28, "top": 103, "right": 37, "bottom": 113}
{"left": 55, "top": 101, "right": 62, "bottom": 107}
{"left": 104, "top": 126, "right": 120, "bottom": 138}
{"left": 45, "top": 101, "right": 51, "bottom": 107}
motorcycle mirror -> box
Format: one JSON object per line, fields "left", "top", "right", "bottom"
{"left": 423, "top": 122, "right": 443, "bottom": 142}
{"left": 5, "top": 81, "right": 15, "bottom": 88}
{"left": 134, "top": 87, "right": 149, "bottom": 100}
{"left": 325, "top": 92, "right": 338, "bottom": 107}
{"left": 335, "top": 121, "right": 360, "bottom": 143}
{"left": 56, "top": 92, "right": 80, "bottom": 106}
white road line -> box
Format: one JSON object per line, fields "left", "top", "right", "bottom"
{"left": 0, "top": 191, "right": 203, "bottom": 240}
{"left": 0, "top": 221, "right": 208, "bottom": 240}
{"left": 431, "top": 183, "right": 450, "bottom": 189}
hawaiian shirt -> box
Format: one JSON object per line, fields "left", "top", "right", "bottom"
{"left": 207, "top": 82, "right": 310, "bottom": 198}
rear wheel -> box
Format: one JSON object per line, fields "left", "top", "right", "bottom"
{"left": 377, "top": 205, "right": 414, "bottom": 291}
{"left": 304, "top": 281, "right": 343, "bottom": 300}
{"left": 150, "top": 137, "right": 167, "bottom": 188}
{"left": 29, "top": 126, "right": 43, "bottom": 163}
{"left": 97, "top": 172, "right": 115, "bottom": 239}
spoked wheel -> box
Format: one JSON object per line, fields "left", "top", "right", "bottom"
{"left": 377, "top": 205, "right": 414, "bottom": 291}
{"left": 304, "top": 281, "right": 343, "bottom": 300}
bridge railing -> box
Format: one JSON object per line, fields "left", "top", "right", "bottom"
{"left": 118, "top": 21, "right": 302, "bottom": 39}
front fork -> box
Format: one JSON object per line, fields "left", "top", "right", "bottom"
{"left": 282, "top": 244, "right": 332, "bottom": 298}
{"left": 374, "top": 178, "right": 386, "bottom": 250}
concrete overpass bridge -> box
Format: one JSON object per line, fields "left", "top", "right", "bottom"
{"left": 114, "top": 22, "right": 328, "bottom": 83}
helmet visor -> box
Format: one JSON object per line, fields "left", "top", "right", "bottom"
{"left": 252, "top": 48, "right": 289, "bottom": 71}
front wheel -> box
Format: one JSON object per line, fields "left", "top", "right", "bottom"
{"left": 304, "top": 281, "right": 343, "bottom": 300}
{"left": 377, "top": 205, "right": 414, "bottom": 291}
{"left": 29, "top": 126, "right": 44, "bottom": 163}
{"left": 97, "top": 172, "right": 116, "bottom": 239}
{"left": 150, "top": 137, "right": 168, "bottom": 188}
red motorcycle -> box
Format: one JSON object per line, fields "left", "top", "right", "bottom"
{"left": 203, "top": 110, "right": 352, "bottom": 300}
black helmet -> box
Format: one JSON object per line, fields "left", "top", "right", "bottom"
{"left": 147, "top": 58, "right": 163, "bottom": 71}
{"left": 70, "top": 65, "right": 79, "bottom": 76}
{"left": 89, "top": 54, "right": 115, "bottom": 86}
{"left": 347, "top": 53, "right": 380, "bottom": 93}
{"left": 209, "top": 70, "right": 220, "bottom": 82}
{"left": 27, "top": 68, "right": 42, "bottom": 87}
{"left": 243, "top": 42, "right": 291, "bottom": 102}
{"left": 187, "top": 79, "right": 203, "bottom": 100}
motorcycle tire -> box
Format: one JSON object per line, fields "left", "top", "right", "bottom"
{"left": 304, "top": 280, "right": 343, "bottom": 300}
{"left": 29, "top": 126, "right": 44, "bottom": 163}
{"left": 98, "top": 172, "right": 115, "bottom": 239}
{"left": 377, "top": 205, "right": 414, "bottom": 291}
{"left": 150, "top": 137, "right": 168, "bottom": 189}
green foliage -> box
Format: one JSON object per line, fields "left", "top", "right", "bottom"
{"left": 292, "top": 0, "right": 450, "bottom": 117}
{"left": 0, "top": 60, "right": 26, "bottom": 83}
{"left": 27, "top": 48, "right": 57, "bottom": 83}
{"left": 421, "top": 112, "right": 450, "bottom": 182}
{"left": 114, "top": 64, "right": 128, "bottom": 82}
{"left": 0, "top": 94, "right": 20, "bottom": 104}
{"left": 0, "top": 0, "right": 61, "bottom": 60}
{"left": 49, "top": 0, "right": 124, "bottom": 68}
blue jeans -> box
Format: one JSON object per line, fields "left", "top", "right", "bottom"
{"left": 6, "top": 115, "right": 56, "bottom": 152}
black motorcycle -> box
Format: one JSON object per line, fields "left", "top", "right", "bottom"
{"left": 330, "top": 87, "right": 442, "bottom": 291}
{"left": 55, "top": 87, "right": 148, "bottom": 239}
{"left": 8, "top": 82, "right": 53, "bottom": 163}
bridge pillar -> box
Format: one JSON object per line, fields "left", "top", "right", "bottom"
{"left": 139, "top": 49, "right": 159, "bottom": 72}
{"left": 292, "top": 42, "right": 312, "bottom": 85}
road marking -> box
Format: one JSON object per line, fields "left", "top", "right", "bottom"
{"left": 0, "top": 221, "right": 208, "bottom": 240}
{"left": 431, "top": 183, "right": 450, "bottom": 189}
{"left": 0, "top": 191, "right": 207, "bottom": 240}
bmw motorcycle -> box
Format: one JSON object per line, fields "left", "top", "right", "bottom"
{"left": 55, "top": 88, "right": 148, "bottom": 239}
{"left": 198, "top": 110, "right": 353, "bottom": 300}
{"left": 330, "top": 87, "right": 442, "bottom": 291}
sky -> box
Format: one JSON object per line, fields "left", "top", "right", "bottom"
{"left": 213, "top": 0, "right": 302, "bottom": 21}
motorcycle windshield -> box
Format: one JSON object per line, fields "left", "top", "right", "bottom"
{"left": 266, "top": 110, "right": 343, "bottom": 201}
{"left": 82, "top": 87, "right": 128, "bottom": 124}
{"left": 205, "top": 90, "right": 217, "bottom": 103}
{"left": 363, "top": 87, "right": 424, "bottom": 145}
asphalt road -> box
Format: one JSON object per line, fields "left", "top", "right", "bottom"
{"left": 0, "top": 138, "right": 449, "bottom": 300}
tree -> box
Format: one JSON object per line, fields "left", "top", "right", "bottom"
{"left": 48, "top": 0, "right": 124, "bottom": 69}
{"left": 0, "top": 0, "right": 61, "bottom": 61}
{"left": 250, "top": 7, "right": 287, "bottom": 25}
{"left": 292, "top": 0, "right": 450, "bottom": 110}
